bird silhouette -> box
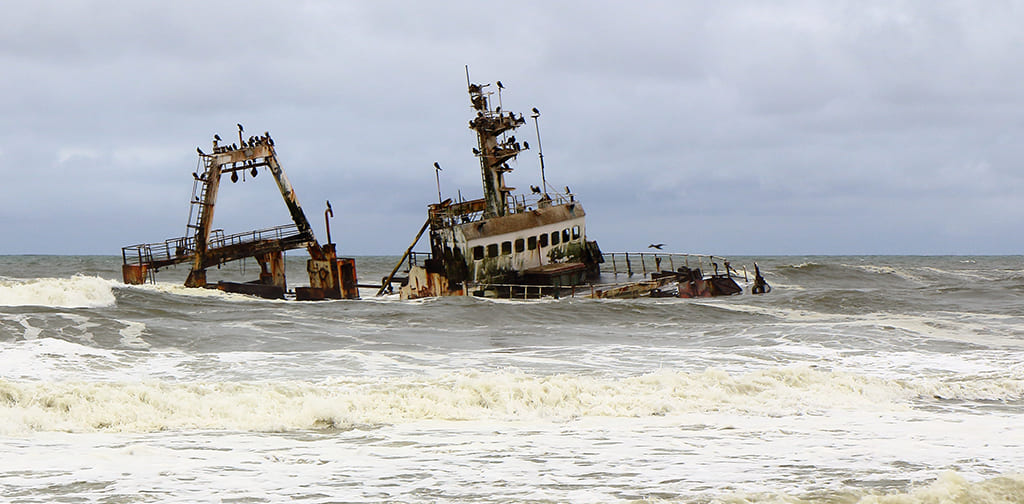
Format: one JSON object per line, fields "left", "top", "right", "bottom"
{"left": 214, "top": 134, "right": 221, "bottom": 141}
{"left": 496, "top": 80, "right": 504, "bottom": 89}
{"left": 472, "top": 147, "right": 480, "bottom": 155}
{"left": 648, "top": 243, "right": 665, "bottom": 250}
{"left": 530, "top": 185, "right": 541, "bottom": 194}
{"left": 196, "top": 147, "right": 205, "bottom": 155}
{"left": 237, "top": 123, "right": 244, "bottom": 132}
{"left": 434, "top": 162, "right": 442, "bottom": 171}
{"left": 532, "top": 107, "right": 540, "bottom": 114}
{"left": 523, "top": 140, "right": 529, "bottom": 149}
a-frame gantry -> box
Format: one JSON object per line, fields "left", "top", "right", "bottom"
{"left": 121, "top": 126, "right": 358, "bottom": 299}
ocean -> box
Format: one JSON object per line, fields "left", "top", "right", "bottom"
{"left": 1, "top": 254, "right": 1022, "bottom": 503}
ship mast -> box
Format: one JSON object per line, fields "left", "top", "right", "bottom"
{"left": 467, "top": 78, "right": 527, "bottom": 218}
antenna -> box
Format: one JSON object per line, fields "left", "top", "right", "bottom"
{"left": 530, "top": 107, "right": 547, "bottom": 197}
{"left": 434, "top": 161, "right": 443, "bottom": 206}
{"left": 465, "top": 65, "right": 471, "bottom": 89}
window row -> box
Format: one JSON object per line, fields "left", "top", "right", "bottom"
{"left": 471, "top": 226, "right": 581, "bottom": 260}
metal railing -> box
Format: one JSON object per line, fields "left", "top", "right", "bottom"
{"left": 122, "top": 223, "right": 305, "bottom": 266}
{"left": 600, "top": 252, "right": 746, "bottom": 280}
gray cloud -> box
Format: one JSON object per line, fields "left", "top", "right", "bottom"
{"left": 1, "top": 1, "right": 1022, "bottom": 256}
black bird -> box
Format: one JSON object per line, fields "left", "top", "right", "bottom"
{"left": 231, "top": 143, "right": 237, "bottom": 150}
{"left": 237, "top": 123, "right": 244, "bottom": 132}
{"left": 196, "top": 147, "right": 205, "bottom": 155}
{"left": 495, "top": 106, "right": 501, "bottom": 114}
{"left": 214, "top": 134, "right": 221, "bottom": 141}
{"left": 648, "top": 243, "right": 665, "bottom": 250}
{"left": 523, "top": 140, "right": 529, "bottom": 150}
{"left": 530, "top": 185, "right": 541, "bottom": 194}
{"left": 532, "top": 107, "right": 540, "bottom": 115}
{"left": 434, "top": 162, "right": 442, "bottom": 171}
{"left": 472, "top": 147, "right": 480, "bottom": 155}
{"left": 496, "top": 80, "right": 504, "bottom": 89}
{"left": 564, "top": 186, "right": 571, "bottom": 194}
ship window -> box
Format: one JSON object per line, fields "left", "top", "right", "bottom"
{"left": 572, "top": 225, "right": 580, "bottom": 239}
{"left": 527, "top": 236, "right": 537, "bottom": 250}
{"left": 487, "top": 244, "right": 498, "bottom": 258}
{"left": 514, "top": 238, "right": 525, "bottom": 253}
{"left": 501, "top": 241, "right": 512, "bottom": 255}
{"left": 562, "top": 229, "right": 570, "bottom": 242}
{"left": 551, "top": 231, "right": 560, "bottom": 246}
{"left": 473, "top": 245, "right": 484, "bottom": 261}
{"left": 539, "top": 234, "right": 548, "bottom": 247}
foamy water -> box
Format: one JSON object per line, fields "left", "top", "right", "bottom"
{"left": 1, "top": 255, "right": 1023, "bottom": 503}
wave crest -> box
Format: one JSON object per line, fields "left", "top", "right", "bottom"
{"left": 9, "top": 366, "right": 1017, "bottom": 434}
{"left": 0, "top": 275, "right": 116, "bottom": 308}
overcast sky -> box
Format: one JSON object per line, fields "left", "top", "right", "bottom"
{"left": 2, "top": 1, "right": 1022, "bottom": 256}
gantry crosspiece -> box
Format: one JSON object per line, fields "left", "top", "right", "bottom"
{"left": 468, "top": 82, "right": 527, "bottom": 219}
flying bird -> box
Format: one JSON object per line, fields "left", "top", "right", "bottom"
{"left": 648, "top": 243, "right": 665, "bottom": 250}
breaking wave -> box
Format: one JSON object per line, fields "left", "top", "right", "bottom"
{"left": 0, "top": 275, "right": 116, "bottom": 308}
{"left": 3, "top": 366, "right": 1021, "bottom": 434}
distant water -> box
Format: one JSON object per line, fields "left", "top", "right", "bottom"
{"left": 1, "top": 254, "right": 1023, "bottom": 503}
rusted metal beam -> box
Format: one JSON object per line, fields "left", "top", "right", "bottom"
{"left": 378, "top": 218, "right": 431, "bottom": 296}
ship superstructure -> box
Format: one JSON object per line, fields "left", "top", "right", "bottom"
{"left": 391, "top": 77, "right": 603, "bottom": 299}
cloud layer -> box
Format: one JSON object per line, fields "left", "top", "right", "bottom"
{"left": 2, "top": 1, "right": 1022, "bottom": 255}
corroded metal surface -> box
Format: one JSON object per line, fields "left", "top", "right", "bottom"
{"left": 120, "top": 128, "right": 358, "bottom": 300}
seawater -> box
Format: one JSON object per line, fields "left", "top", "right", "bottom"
{"left": 1, "top": 255, "right": 1022, "bottom": 503}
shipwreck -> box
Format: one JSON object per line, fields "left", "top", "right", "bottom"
{"left": 120, "top": 125, "right": 358, "bottom": 300}
{"left": 380, "top": 74, "right": 770, "bottom": 300}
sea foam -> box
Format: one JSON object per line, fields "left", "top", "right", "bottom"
{"left": 4, "top": 366, "right": 1019, "bottom": 434}
{"left": 0, "top": 276, "right": 116, "bottom": 308}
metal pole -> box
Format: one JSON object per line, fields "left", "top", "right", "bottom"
{"left": 434, "top": 162, "right": 443, "bottom": 206}
{"left": 377, "top": 218, "right": 431, "bottom": 296}
{"left": 531, "top": 109, "right": 547, "bottom": 196}
{"left": 324, "top": 200, "right": 334, "bottom": 245}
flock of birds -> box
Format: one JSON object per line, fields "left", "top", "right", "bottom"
{"left": 195, "top": 124, "right": 274, "bottom": 157}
